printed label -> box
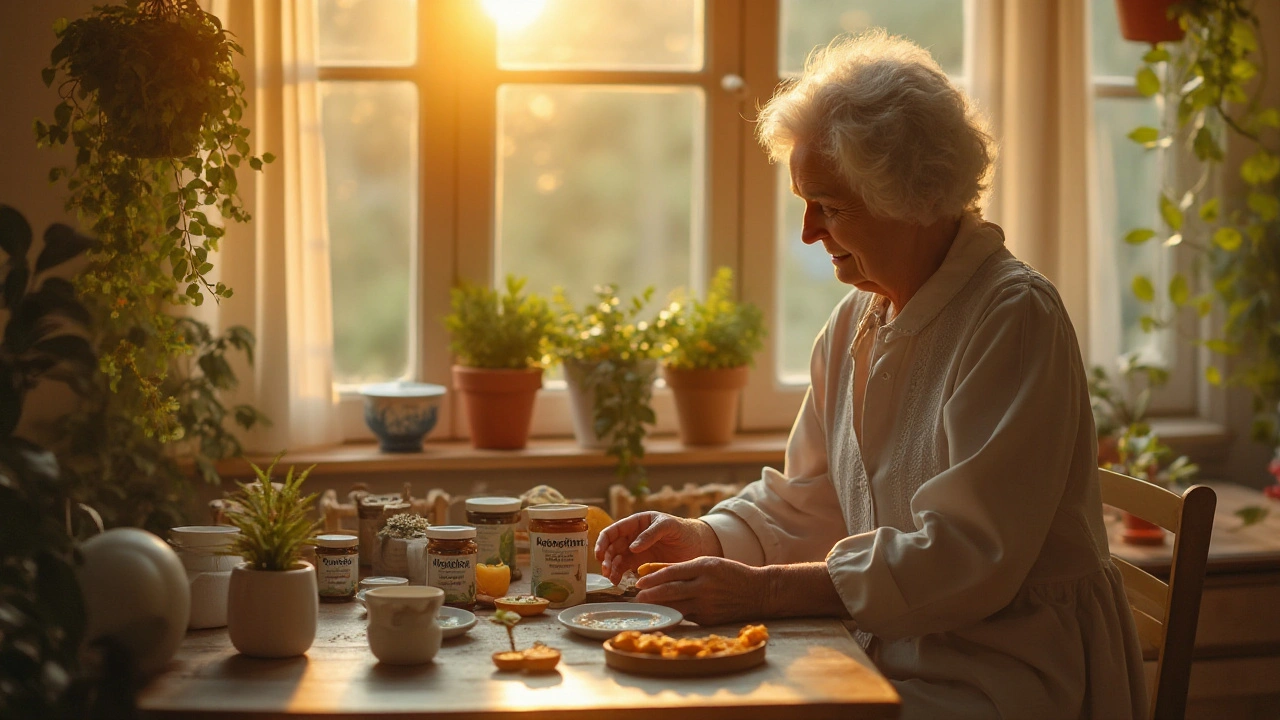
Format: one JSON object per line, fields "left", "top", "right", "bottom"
{"left": 529, "top": 530, "right": 587, "bottom": 609}
{"left": 474, "top": 523, "right": 516, "bottom": 568}
{"left": 317, "top": 554, "right": 358, "bottom": 597}
{"left": 427, "top": 552, "right": 476, "bottom": 606}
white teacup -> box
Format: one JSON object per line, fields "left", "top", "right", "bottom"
{"left": 365, "top": 586, "right": 444, "bottom": 665}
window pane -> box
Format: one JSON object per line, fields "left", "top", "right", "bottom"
{"left": 779, "top": 0, "right": 966, "bottom": 77}
{"left": 776, "top": 166, "right": 852, "bottom": 381}
{"left": 496, "top": 85, "right": 701, "bottom": 310}
{"left": 321, "top": 81, "right": 418, "bottom": 384}
{"left": 317, "top": 0, "right": 416, "bottom": 66}
{"left": 492, "top": 0, "right": 703, "bottom": 71}
{"left": 1091, "top": 0, "right": 1148, "bottom": 78}
{"left": 1092, "top": 96, "right": 1172, "bottom": 365}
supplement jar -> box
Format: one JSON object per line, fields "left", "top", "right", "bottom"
{"left": 314, "top": 534, "right": 359, "bottom": 602}
{"left": 465, "top": 496, "right": 521, "bottom": 573}
{"left": 528, "top": 504, "right": 589, "bottom": 609}
{"left": 426, "top": 525, "right": 478, "bottom": 609}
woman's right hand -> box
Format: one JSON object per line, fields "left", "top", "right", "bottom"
{"left": 594, "top": 511, "right": 723, "bottom": 585}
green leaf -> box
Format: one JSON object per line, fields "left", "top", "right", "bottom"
{"left": 1128, "top": 126, "right": 1160, "bottom": 145}
{"left": 1247, "top": 192, "right": 1280, "bottom": 222}
{"left": 249, "top": 157, "right": 263, "bottom": 171}
{"left": 1124, "top": 228, "right": 1156, "bottom": 245}
{"left": 1139, "top": 315, "right": 1157, "bottom": 333}
{"left": 1213, "top": 227, "right": 1243, "bottom": 251}
{"left": 1205, "top": 366, "right": 1222, "bottom": 386}
{"left": 1136, "top": 67, "right": 1160, "bottom": 97}
{"left": 1159, "top": 193, "right": 1183, "bottom": 231}
{"left": 1199, "top": 198, "right": 1220, "bottom": 223}
{"left": 1168, "top": 274, "right": 1189, "bottom": 306}
{"left": 1193, "top": 294, "right": 1213, "bottom": 318}
{"left": 1193, "top": 127, "right": 1223, "bottom": 162}
{"left": 1132, "top": 276, "right": 1155, "bottom": 303}
{"left": 1204, "top": 339, "right": 1239, "bottom": 355}
{"left": 1257, "top": 108, "right": 1280, "bottom": 128}
{"left": 262, "top": 152, "right": 276, "bottom": 164}
{"left": 1241, "top": 151, "right": 1280, "bottom": 185}
{"left": 41, "top": 67, "right": 56, "bottom": 87}
{"left": 1227, "top": 299, "right": 1251, "bottom": 321}
{"left": 1143, "top": 47, "right": 1170, "bottom": 63}
{"left": 1231, "top": 60, "right": 1258, "bottom": 82}
{"left": 1235, "top": 506, "right": 1269, "bottom": 527}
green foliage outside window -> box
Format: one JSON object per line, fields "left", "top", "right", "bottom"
{"left": 663, "top": 267, "right": 766, "bottom": 370}
{"left": 1124, "top": 0, "right": 1280, "bottom": 448}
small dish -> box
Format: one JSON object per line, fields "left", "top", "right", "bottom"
{"left": 494, "top": 595, "right": 551, "bottom": 617}
{"left": 585, "top": 573, "right": 613, "bottom": 593}
{"left": 602, "top": 638, "right": 766, "bottom": 677}
{"left": 436, "top": 606, "right": 477, "bottom": 638}
{"left": 557, "top": 602, "right": 683, "bottom": 640}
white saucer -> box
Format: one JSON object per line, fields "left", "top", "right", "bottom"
{"left": 557, "top": 602, "right": 683, "bottom": 640}
{"left": 437, "top": 606, "right": 477, "bottom": 638}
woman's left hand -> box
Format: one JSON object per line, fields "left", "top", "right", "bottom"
{"left": 633, "top": 556, "right": 768, "bottom": 626}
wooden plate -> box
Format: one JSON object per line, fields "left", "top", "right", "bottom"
{"left": 602, "top": 640, "right": 767, "bottom": 677}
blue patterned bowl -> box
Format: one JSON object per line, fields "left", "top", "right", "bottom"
{"left": 359, "top": 382, "right": 447, "bottom": 452}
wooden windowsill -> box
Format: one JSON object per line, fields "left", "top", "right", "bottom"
{"left": 221, "top": 432, "right": 789, "bottom": 479}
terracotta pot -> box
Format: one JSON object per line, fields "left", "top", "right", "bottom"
{"left": 1121, "top": 511, "right": 1166, "bottom": 546}
{"left": 1114, "top": 0, "right": 1184, "bottom": 44}
{"left": 453, "top": 366, "right": 543, "bottom": 450}
{"left": 563, "top": 359, "right": 657, "bottom": 450}
{"left": 663, "top": 365, "right": 750, "bottom": 446}
{"left": 227, "top": 562, "right": 318, "bottom": 658}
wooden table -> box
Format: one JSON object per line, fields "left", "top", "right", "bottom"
{"left": 1106, "top": 482, "right": 1280, "bottom": 720}
{"left": 138, "top": 589, "right": 900, "bottom": 719}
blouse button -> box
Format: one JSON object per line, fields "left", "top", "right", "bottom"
{"left": 880, "top": 371, "right": 891, "bottom": 380}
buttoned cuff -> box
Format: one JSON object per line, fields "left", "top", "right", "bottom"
{"left": 701, "top": 511, "right": 766, "bottom": 566}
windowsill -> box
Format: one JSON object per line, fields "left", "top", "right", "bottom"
{"left": 1147, "top": 416, "right": 1233, "bottom": 460}
{"left": 221, "top": 432, "right": 790, "bottom": 479}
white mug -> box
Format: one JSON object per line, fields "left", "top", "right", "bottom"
{"left": 365, "top": 585, "right": 443, "bottom": 665}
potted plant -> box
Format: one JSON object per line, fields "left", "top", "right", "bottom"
{"left": 550, "top": 284, "right": 673, "bottom": 488}
{"left": 662, "top": 268, "right": 766, "bottom": 446}
{"left": 374, "top": 511, "right": 430, "bottom": 580}
{"left": 444, "top": 275, "right": 556, "bottom": 449}
{"left": 1114, "top": 0, "right": 1185, "bottom": 44}
{"left": 223, "top": 460, "right": 322, "bottom": 658}
{"left": 1122, "top": 0, "right": 1280, "bottom": 478}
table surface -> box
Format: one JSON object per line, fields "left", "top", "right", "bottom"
{"left": 138, "top": 580, "right": 900, "bottom": 719}
{"left": 1106, "top": 482, "right": 1280, "bottom": 574}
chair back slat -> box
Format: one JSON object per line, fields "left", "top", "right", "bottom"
{"left": 1097, "top": 468, "right": 1216, "bottom": 720}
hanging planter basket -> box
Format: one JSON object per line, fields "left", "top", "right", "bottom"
{"left": 1114, "top": 0, "right": 1185, "bottom": 44}
{"left": 55, "top": 0, "right": 232, "bottom": 159}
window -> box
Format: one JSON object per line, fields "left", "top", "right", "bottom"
{"left": 1087, "top": 0, "right": 1198, "bottom": 415}
{"left": 314, "top": 1, "right": 968, "bottom": 440}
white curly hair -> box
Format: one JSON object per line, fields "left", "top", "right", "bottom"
{"left": 756, "top": 30, "right": 996, "bottom": 224}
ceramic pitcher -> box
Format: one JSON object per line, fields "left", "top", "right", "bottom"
{"left": 365, "top": 585, "right": 443, "bottom": 664}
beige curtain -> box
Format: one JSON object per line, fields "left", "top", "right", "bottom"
{"left": 971, "top": 0, "right": 1094, "bottom": 358}
{"left": 201, "top": 0, "right": 342, "bottom": 452}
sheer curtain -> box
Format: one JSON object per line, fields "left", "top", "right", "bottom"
{"left": 202, "top": 0, "right": 342, "bottom": 452}
{"left": 971, "top": 0, "right": 1095, "bottom": 358}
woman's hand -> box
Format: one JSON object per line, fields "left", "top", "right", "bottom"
{"left": 594, "top": 512, "right": 722, "bottom": 585}
{"left": 633, "top": 556, "right": 768, "bottom": 626}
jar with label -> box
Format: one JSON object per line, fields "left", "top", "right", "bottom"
{"left": 426, "top": 526, "right": 478, "bottom": 609}
{"left": 528, "top": 504, "right": 588, "bottom": 609}
{"left": 315, "top": 534, "right": 359, "bottom": 602}
{"left": 465, "top": 497, "right": 521, "bottom": 576}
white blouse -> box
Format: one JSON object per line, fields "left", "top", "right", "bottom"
{"left": 704, "top": 214, "right": 1148, "bottom": 720}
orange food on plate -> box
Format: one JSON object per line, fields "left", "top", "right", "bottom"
{"left": 637, "top": 562, "right": 672, "bottom": 578}
{"left": 491, "top": 644, "right": 562, "bottom": 672}
{"left": 608, "top": 624, "right": 768, "bottom": 659}
{"left": 476, "top": 562, "right": 511, "bottom": 597}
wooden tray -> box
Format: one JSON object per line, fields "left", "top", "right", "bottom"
{"left": 602, "top": 640, "right": 767, "bottom": 677}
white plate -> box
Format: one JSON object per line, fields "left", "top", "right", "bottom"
{"left": 586, "top": 573, "right": 613, "bottom": 593}
{"left": 557, "top": 602, "right": 683, "bottom": 640}
{"left": 437, "top": 606, "right": 477, "bottom": 638}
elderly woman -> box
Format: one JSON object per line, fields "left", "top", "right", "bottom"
{"left": 596, "top": 31, "right": 1147, "bottom": 719}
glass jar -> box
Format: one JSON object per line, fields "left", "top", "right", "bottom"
{"left": 465, "top": 496, "right": 521, "bottom": 575}
{"left": 528, "top": 504, "right": 589, "bottom": 609}
{"left": 169, "top": 525, "right": 241, "bottom": 629}
{"left": 425, "top": 525, "right": 478, "bottom": 609}
{"left": 315, "top": 534, "right": 360, "bottom": 602}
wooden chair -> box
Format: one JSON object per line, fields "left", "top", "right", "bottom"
{"left": 609, "top": 482, "right": 744, "bottom": 520}
{"left": 1099, "top": 468, "right": 1216, "bottom": 720}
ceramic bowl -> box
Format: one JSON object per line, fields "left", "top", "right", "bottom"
{"left": 360, "top": 382, "right": 447, "bottom": 452}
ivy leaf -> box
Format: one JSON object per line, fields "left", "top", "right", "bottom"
{"left": 1128, "top": 126, "right": 1160, "bottom": 146}
{"left": 1199, "top": 197, "right": 1220, "bottom": 222}
{"left": 1193, "top": 127, "right": 1224, "bottom": 162}
{"left": 41, "top": 67, "right": 56, "bottom": 87}
{"left": 1136, "top": 67, "right": 1160, "bottom": 96}
{"left": 1247, "top": 192, "right": 1280, "bottom": 222}
{"left": 1159, "top": 193, "right": 1183, "bottom": 231}
{"left": 1235, "top": 506, "right": 1269, "bottom": 528}
{"left": 1139, "top": 315, "right": 1158, "bottom": 333}
{"left": 1241, "top": 151, "right": 1280, "bottom": 185}
{"left": 1213, "top": 227, "right": 1243, "bottom": 251}
{"left": 1143, "top": 47, "right": 1170, "bottom": 63}
{"left": 1205, "top": 366, "right": 1222, "bottom": 386}
{"left": 1124, "top": 228, "right": 1156, "bottom": 245}
{"left": 262, "top": 152, "right": 276, "bottom": 164}
{"left": 1227, "top": 298, "right": 1251, "bottom": 321}
{"left": 1132, "top": 275, "right": 1155, "bottom": 303}
{"left": 1257, "top": 108, "right": 1280, "bottom": 129}
{"left": 1193, "top": 294, "right": 1213, "bottom": 318}
{"left": 1231, "top": 59, "right": 1258, "bottom": 82}
{"left": 1168, "top": 274, "right": 1189, "bottom": 306}
{"left": 1203, "top": 339, "right": 1239, "bottom": 355}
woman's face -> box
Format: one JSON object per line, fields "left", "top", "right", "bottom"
{"left": 788, "top": 141, "right": 902, "bottom": 295}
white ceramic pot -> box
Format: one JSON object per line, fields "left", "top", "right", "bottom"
{"left": 77, "top": 527, "right": 190, "bottom": 678}
{"left": 227, "top": 562, "right": 318, "bottom": 658}
{"left": 563, "top": 359, "right": 657, "bottom": 450}
{"left": 169, "top": 525, "right": 241, "bottom": 629}
{"left": 365, "top": 586, "right": 443, "bottom": 665}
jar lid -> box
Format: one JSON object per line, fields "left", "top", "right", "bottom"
{"left": 465, "top": 496, "right": 522, "bottom": 514}
{"left": 360, "top": 576, "right": 409, "bottom": 588}
{"left": 425, "top": 525, "right": 477, "bottom": 540}
{"left": 527, "top": 503, "right": 589, "bottom": 520}
{"left": 315, "top": 534, "right": 359, "bottom": 548}
{"left": 169, "top": 525, "right": 240, "bottom": 548}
